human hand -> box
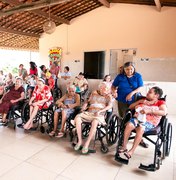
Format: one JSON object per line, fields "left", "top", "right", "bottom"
{"left": 63, "top": 104, "right": 69, "bottom": 109}
{"left": 94, "top": 111, "right": 100, "bottom": 116}
{"left": 112, "top": 89, "right": 117, "bottom": 98}
{"left": 29, "top": 101, "right": 33, "bottom": 105}
{"left": 126, "top": 93, "right": 133, "bottom": 101}
{"left": 11, "top": 100, "right": 16, "bottom": 104}
{"left": 61, "top": 104, "right": 67, "bottom": 109}
{"left": 139, "top": 109, "right": 150, "bottom": 114}
{"left": 32, "top": 102, "right": 38, "bottom": 106}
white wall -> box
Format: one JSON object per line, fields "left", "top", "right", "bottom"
{"left": 39, "top": 3, "right": 176, "bottom": 77}
{"left": 39, "top": 3, "right": 176, "bottom": 114}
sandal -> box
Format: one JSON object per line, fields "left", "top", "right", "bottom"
{"left": 139, "top": 140, "right": 149, "bottom": 148}
{"left": 49, "top": 131, "right": 56, "bottom": 137}
{"left": 74, "top": 143, "right": 82, "bottom": 151}
{"left": 124, "top": 152, "right": 131, "bottom": 159}
{"left": 118, "top": 147, "right": 127, "bottom": 153}
{"left": 55, "top": 132, "right": 64, "bottom": 138}
{"left": 82, "top": 147, "right": 89, "bottom": 154}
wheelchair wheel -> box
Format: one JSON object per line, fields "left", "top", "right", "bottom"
{"left": 162, "top": 118, "right": 168, "bottom": 159}
{"left": 100, "top": 145, "right": 109, "bottom": 154}
{"left": 156, "top": 155, "right": 161, "bottom": 170}
{"left": 165, "top": 123, "right": 172, "bottom": 156}
{"left": 82, "top": 124, "right": 90, "bottom": 138}
{"left": 21, "top": 102, "right": 30, "bottom": 124}
{"left": 53, "top": 88, "right": 62, "bottom": 102}
{"left": 106, "top": 114, "right": 119, "bottom": 146}
{"left": 40, "top": 125, "right": 45, "bottom": 134}
{"left": 46, "top": 111, "right": 54, "bottom": 134}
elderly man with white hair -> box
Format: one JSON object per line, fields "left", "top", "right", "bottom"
{"left": 73, "top": 82, "right": 113, "bottom": 154}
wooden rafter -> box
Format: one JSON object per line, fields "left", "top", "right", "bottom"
{"left": 33, "top": 9, "right": 70, "bottom": 25}
{"left": 98, "top": 0, "right": 110, "bottom": 8}
{"left": 0, "top": 0, "right": 104, "bottom": 51}
{"left": 154, "top": 0, "right": 161, "bottom": 11}
{"left": 0, "top": 0, "right": 70, "bottom": 24}
{"left": 0, "top": 26, "right": 40, "bottom": 38}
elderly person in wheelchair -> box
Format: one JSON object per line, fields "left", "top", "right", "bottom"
{"left": 0, "top": 77, "right": 25, "bottom": 125}
{"left": 23, "top": 78, "right": 53, "bottom": 130}
{"left": 49, "top": 85, "right": 80, "bottom": 137}
{"left": 118, "top": 86, "right": 167, "bottom": 160}
{"left": 73, "top": 82, "right": 113, "bottom": 154}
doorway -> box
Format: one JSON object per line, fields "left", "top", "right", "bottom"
{"left": 109, "top": 48, "right": 137, "bottom": 79}
{"left": 84, "top": 51, "right": 105, "bottom": 79}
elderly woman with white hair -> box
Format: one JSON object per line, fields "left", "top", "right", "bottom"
{"left": 73, "top": 82, "right": 113, "bottom": 154}
{"left": 49, "top": 84, "right": 80, "bottom": 137}
{"left": 23, "top": 78, "right": 53, "bottom": 130}
{"left": 0, "top": 77, "right": 25, "bottom": 125}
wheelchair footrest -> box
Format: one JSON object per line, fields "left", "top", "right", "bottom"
{"left": 72, "top": 143, "right": 96, "bottom": 153}
{"left": 17, "top": 123, "right": 24, "bottom": 128}
{"left": 138, "top": 163, "right": 156, "bottom": 171}
{"left": 115, "top": 153, "right": 129, "bottom": 165}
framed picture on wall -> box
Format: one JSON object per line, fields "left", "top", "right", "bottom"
{"left": 48, "top": 47, "right": 62, "bottom": 67}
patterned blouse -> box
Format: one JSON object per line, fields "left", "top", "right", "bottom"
{"left": 87, "top": 90, "right": 112, "bottom": 116}
{"left": 32, "top": 85, "right": 53, "bottom": 109}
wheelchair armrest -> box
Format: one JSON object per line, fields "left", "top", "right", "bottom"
{"left": 71, "top": 106, "right": 82, "bottom": 119}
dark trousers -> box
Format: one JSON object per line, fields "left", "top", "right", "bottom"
{"left": 117, "top": 101, "right": 129, "bottom": 118}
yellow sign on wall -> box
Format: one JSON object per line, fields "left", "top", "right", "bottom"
{"left": 49, "top": 47, "right": 62, "bottom": 66}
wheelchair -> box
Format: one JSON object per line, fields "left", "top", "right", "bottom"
{"left": 18, "top": 101, "right": 54, "bottom": 133}
{"left": 47, "top": 106, "right": 81, "bottom": 139}
{"left": 71, "top": 109, "right": 120, "bottom": 153}
{"left": 115, "top": 104, "right": 172, "bottom": 171}
{"left": 52, "top": 87, "right": 62, "bottom": 102}
{"left": 2, "top": 100, "right": 26, "bottom": 129}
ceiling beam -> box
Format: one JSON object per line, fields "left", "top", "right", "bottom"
{"left": 0, "top": 27, "right": 40, "bottom": 38}
{"left": 98, "top": 0, "right": 110, "bottom": 8}
{"left": 32, "top": 9, "right": 70, "bottom": 25}
{"left": 1, "top": 0, "right": 70, "bottom": 24}
{"left": 154, "top": 0, "right": 161, "bottom": 11}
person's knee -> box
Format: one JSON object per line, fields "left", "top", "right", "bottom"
{"left": 62, "top": 110, "right": 66, "bottom": 116}
{"left": 91, "top": 120, "right": 99, "bottom": 130}
{"left": 126, "top": 122, "right": 135, "bottom": 129}
{"left": 136, "top": 126, "right": 144, "bottom": 134}
{"left": 54, "top": 111, "right": 58, "bottom": 117}
{"left": 75, "top": 116, "right": 82, "bottom": 125}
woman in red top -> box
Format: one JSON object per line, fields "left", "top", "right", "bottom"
{"left": 29, "top": 61, "right": 38, "bottom": 76}
{"left": 23, "top": 78, "right": 53, "bottom": 130}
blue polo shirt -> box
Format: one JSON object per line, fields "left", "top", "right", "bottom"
{"left": 112, "top": 72, "right": 143, "bottom": 104}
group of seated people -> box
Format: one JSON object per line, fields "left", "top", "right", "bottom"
{"left": 0, "top": 71, "right": 167, "bottom": 159}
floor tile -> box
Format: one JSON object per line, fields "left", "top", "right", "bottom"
{"left": 0, "top": 153, "right": 22, "bottom": 177}
{"left": 0, "top": 162, "right": 57, "bottom": 180}
{"left": 27, "top": 145, "right": 79, "bottom": 174}
{"left": 0, "top": 139, "right": 45, "bottom": 160}
{"left": 0, "top": 115, "right": 174, "bottom": 180}
{"left": 61, "top": 156, "right": 120, "bottom": 180}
